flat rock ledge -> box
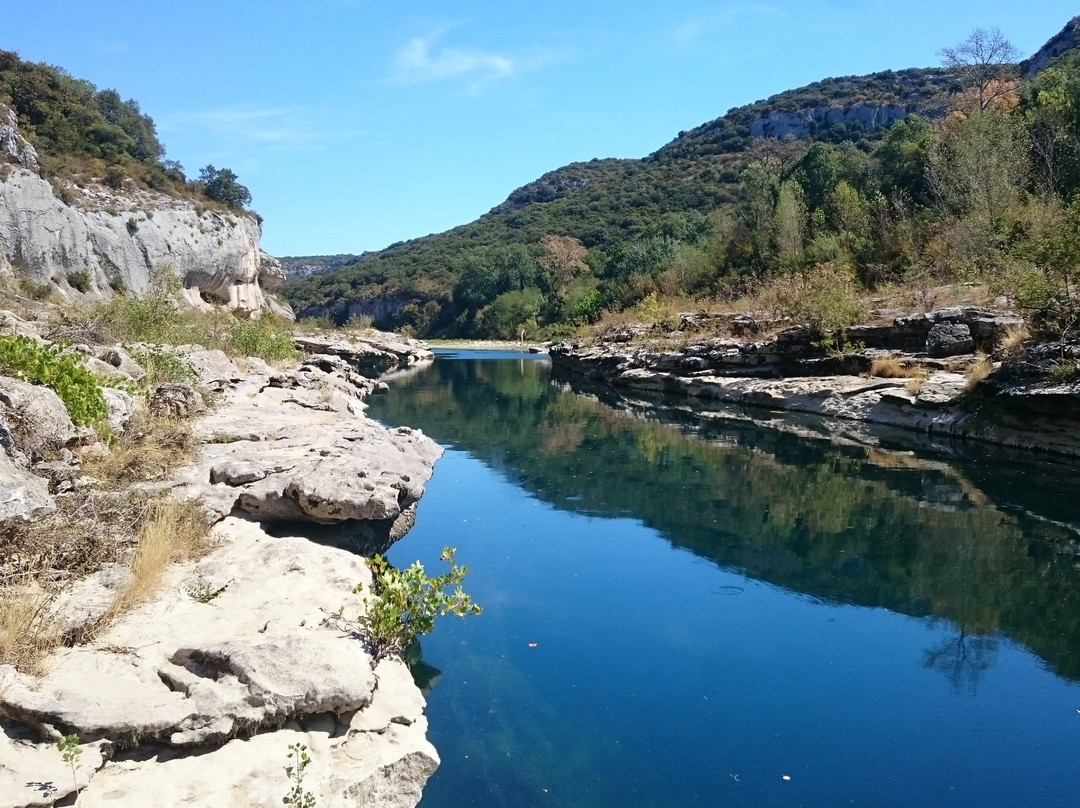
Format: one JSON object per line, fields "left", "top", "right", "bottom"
{"left": 550, "top": 307, "right": 1080, "bottom": 458}
{"left": 0, "top": 519, "right": 437, "bottom": 808}
{"left": 0, "top": 333, "right": 444, "bottom": 808}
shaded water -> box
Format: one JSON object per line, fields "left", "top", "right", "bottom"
{"left": 366, "top": 351, "right": 1080, "bottom": 808}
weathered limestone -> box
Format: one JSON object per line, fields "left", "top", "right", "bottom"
{"left": 293, "top": 332, "right": 434, "bottom": 376}
{"left": 0, "top": 328, "right": 446, "bottom": 807}
{"left": 0, "top": 519, "right": 439, "bottom": 808}
{"left": 162, "top": 347, "right": 441, "bottom": 539}
{"left": 550, "top": 307, "right": 1080, "bottom": 458}
{"left": 0, "top": 105, "right": 286, "bottom": 317}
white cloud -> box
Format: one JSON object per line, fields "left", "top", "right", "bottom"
{"left": 392, "top": 31, "right": 518, "bottom": 87}
{"left": 672, "top": 3, "right": 786, "bottom": 43}
{"left": 160, "top": 106, "right": 363, "bottom": 150}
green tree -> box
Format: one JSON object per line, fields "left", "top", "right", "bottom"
{"left": 877, "top": 116, "right": 934, "bottom": 206}
{"left": 772, "top": 179, "right": 807, "bottom": 268}
{"left": 1023, "top": 53, "right": 1080, "bottom": 199}
{"left": 928, "top": 110, "right": 1029, "bottom": 227}
{"left": 198, "top": 164, "right": 252, "bottom": 208}
{"left": 793, "top": 142, "right": 839, "bottom": 213}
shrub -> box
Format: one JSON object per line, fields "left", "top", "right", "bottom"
{"left": 0, "top": 335, "right": 107, "bottom": 425}
{"left": 67, "top": 270, "right": 92, "bottom": 293}
{"left": 129, "top": 345, "right": 196, "bottom": 387}
{"left": 343, "top": 547, "right": 482, "bottom": 661}
{"left": 18, "top": 276, "right": 55, "bottom": 301}
{"left": 761, "top": 262, "right": 867, "bottom": 346}
{"left": 225, "top": 316, "right": 297, "bottom": 363}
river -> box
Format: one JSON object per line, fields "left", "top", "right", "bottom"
{"left": 365, "top": 350, "right": 1080, "bottom": 808}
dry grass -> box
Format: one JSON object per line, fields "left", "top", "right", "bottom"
{"left": 999, "top": 323, "right": 1031, "bottom": 357}
{"left": 103, "top": 499, "right": 212, "bottom": 620}
{"left": 82, "top": 409, "right": 198, "bottom": 485}
{"left": 868, "top": 357, "right": 924, "bottom": 379}
{"left": 0, "top": 583, "right": 64, "bottom": 674}
{"left": 904, "top": 376, "right": 927, "bottom": 396}
{"left": 0, "top": 491, "right": 140, "bottom": 671}
{"left": 0, "top": 491, "right": 211, "bottom": 669}
{"left": 963, "top": 353, "right": 995, "bottom": 392}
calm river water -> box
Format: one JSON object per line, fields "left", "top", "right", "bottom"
{"left": 365, "top": 350, "right": 1080, "bottom": 808}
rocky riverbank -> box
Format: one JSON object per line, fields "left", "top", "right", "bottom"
{"left": 0, "top": 320, "right": 444, "bottom": 807}
{"left": 550, "top": 306, "right": 1080, "bottom": 458}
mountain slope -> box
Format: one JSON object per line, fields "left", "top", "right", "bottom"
{"left": 282, "top": 18, "right": 1080, "bottom": 339}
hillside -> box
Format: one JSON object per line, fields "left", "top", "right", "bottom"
{"left": 283, "top": 17, "right": 1080, "bottom": 344}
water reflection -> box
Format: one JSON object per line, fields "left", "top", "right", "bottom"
{"left": 368, "top": 351, "right": 1080, "bottom": 684}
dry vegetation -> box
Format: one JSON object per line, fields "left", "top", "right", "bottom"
{"left": 964, "top": 353, "right": 995, "bottom": 392}
{"left": 869, "top": 357, "right": 925, "bottom": 378}
{"left": 83, "top": 410, "right": 199, "bottom": 485}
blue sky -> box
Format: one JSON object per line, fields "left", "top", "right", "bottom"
{"left": 6, "top": 1, "right": 1078, "bottom": 257}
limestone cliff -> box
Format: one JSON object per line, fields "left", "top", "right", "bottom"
{"left": 747, "top": 103, "right": 909, "bottom": 140}
{"left": 0, "top": 105, "right": 288, "bottom": 317}
{"left": 1023, "top": 15, "right": 1080, "bottom": 78}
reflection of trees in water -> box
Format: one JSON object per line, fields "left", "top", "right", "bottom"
{"left": 923, "top": 629, "right": 1000, "bottom": 695}
{"left": 403, "top": 640, "right": 442, "bottom": 695}
{"left": 369, "top": 357, "right": 1080, "bottom": 682}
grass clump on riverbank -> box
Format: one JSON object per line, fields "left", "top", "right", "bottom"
{"left": 48, "top": 266, "right": 298, "bottom": 365}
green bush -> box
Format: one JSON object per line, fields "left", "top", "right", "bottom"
{"left": 18, "top": 277, "right": 55, "bottom": 301}
{"left": 225, "top": 316, "right": 297, "bottom": 362}
{"left": 350, "top": 548, "right": 482, "bottom": 661}
{"left": 0, "top": 335, "right": 107, "bottom": 425}
{"left": 67, "top": 270, "right": 91, "bottom": 293}
{"left": 128, "top": 345, "right": 196, "bottom": 388}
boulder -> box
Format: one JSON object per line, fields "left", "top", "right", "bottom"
{"left": 0, "top": 449, "right": 53, "bottom": 521}
{"left": 926, "top": 323, "right": 974, "bottom": 357}
{"left": 148, "top": 383, "right": 205, "bottom": 419}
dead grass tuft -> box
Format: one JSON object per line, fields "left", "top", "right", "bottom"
{"left": 0, "top": 583, "right": 63, "bottom": 675}
{"left": 83, "top": 409, "right": 198, "bottom": 485}
{"left": 999, "top": 323, "right": 1031, "bottom": 357}
{"left": 869, "top": 357, "right": 924, "bottom": 378}
{"left": 963, "top": 353, "right": 995, "bottom": 392}
{"left": 103, "top": 499, "right": 212, "bottom": 620}
{"left": 904, "top": 376, "right": 927, "bottom": 396}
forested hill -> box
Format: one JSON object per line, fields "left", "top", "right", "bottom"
{"left": 282, "top": 17, "right": 1080, "bottom": 340}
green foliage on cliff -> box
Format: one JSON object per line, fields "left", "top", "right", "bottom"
{"left": 0, "top": 49, "right": 251, "bottom": 208}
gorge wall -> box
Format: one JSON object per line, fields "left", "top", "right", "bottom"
{"left": 0, "top": 105, "right": 287, "bottom": 317}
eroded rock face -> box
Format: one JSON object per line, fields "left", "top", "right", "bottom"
{"left": 0, "top": 106, "right": 286, "bottom": 317}
{"left": 293, "top": 332, "right": 434, "bottom": 377}
{"left": 550, "top": 306, "right": 1080, "bottom": 458}
{"left": 0, "top": 325, "right": 446, "bottom": 807}
{"left": 162, "top": 347, "right": 442, "bottom": 539}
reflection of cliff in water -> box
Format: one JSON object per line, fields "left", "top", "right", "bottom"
{"left": 367, "top": 355, "right": 1080, "bottom": 681}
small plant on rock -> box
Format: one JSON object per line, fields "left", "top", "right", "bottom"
{"left": 337, "top": 548, "right": 482, "bottom": 661}
{"left": 283, "top": 743, "right": 316, "bottom": 808}
{"left": 67, "top": 270, "right": 92, "bottom": 293}
{"left": 58, "top": 734, "right": 83, "bottom": 803}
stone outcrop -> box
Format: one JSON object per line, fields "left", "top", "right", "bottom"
{"left": 0, "top": 519, "right": 438, "bottom": 808}
{"left": 1023, "top": 15, "right": 1080, "bottom": 78}
{"left": 0, "top": 105, "right": 286, "bottom": 317}
{"left": 293, "top": 331, "right": 434, "bottom": 377}
{"left": 550, "top": 307, "right": 1080, "bottom": 458}
{"left": 0, "top": 326, "right": 446, "bottom": 807}
{"left": 748, "top": 103, "right": 908, "bottom": 139}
